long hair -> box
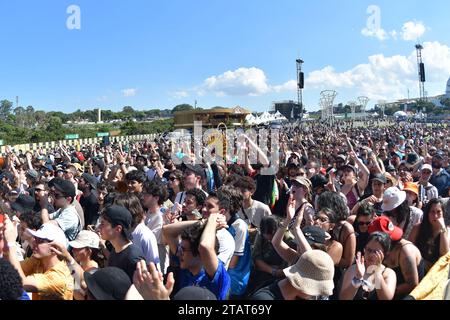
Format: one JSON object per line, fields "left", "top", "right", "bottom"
{"left": 385, "top": 199, "right": 410, "bottom": 232}
{"left": 415, "top": 198, "right": 444, "bottom": 256}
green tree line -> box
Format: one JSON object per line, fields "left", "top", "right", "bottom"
{"left": 0, "top": 100, "right": 181, "bottom": 145}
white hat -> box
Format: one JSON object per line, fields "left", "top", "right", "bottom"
{"left": 421, "top": 164, "right": 433, "bottom": 172}
{"left": 27, "top": 223, "right": 68, "bottom": 247}
{"left": 283, "top": 250, "right": 335, "bottom": 297}
{"left": 69, "top": 230, "right": 100, "bottom": 249}
{"left": 381, "top": 187, "right": 407, "bottom": 212}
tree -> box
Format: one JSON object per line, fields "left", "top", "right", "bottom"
{"left": 0, "top": 100, "right": 13, "bottom": 121}
{"left": 123, "top": 106, "right": 135, "bottom": 113}
{"left": 172, "top": 104, "right": 194, "bottom": 113}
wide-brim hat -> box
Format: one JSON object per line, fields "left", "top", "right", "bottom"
{"left": 283, "top": 250, "right": 335, "bottom": 297}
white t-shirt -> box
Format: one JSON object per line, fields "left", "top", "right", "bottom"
{"left": 237, "top": 200, "right": 272, "bottom": 228}
{"left": 132, "top": 222, "right": 160, "bottom": 268}
{"left": 145, "top": 210, "right": 169, "bottom": 274}
{"left": 216, "top": 228, "right": 235, "bottom": 270}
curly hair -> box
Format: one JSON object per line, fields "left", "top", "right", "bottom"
{"left": 180, "top": 222, "right": 219, "bottom": 258}
{"left": 0, "top": 258, "right": 23, "bottom": 300}
{"left": 317, "top": 191, "right": 349, "bottom": 221}
{"left": 19, "top": 211, "right": 43, "bottom": 230}
{"left": 125, "top": 170, "right": 147, "bottom": 184}
{"left": 143, "top": 181, "right": 169, "bottom": 205}
{"left": 185, "top": 188, "right": 207, "bottom": 207}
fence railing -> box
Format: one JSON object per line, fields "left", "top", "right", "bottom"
{"left": 0, "top": 134, "right": 160, "bottom": 154}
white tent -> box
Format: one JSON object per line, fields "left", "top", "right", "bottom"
{"left": 393, "top": 111, "right": 407, "bottom": 117}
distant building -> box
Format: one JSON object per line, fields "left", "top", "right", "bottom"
{"left": 381, "top": 76, "right": 450, "bottom": 110}
{"left": 271, "top": 100, "right": 302, "bottom": 120}
{"left": 173, "top": 106, "right": 250, "bottom": 129}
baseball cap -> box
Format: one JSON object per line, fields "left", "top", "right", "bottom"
{"left": 81, "top": 173, "right": 98, "bottom": 190}
{"left": 26, "top": 169, "right": 40, "bottom": 181}
{"left": 69, "top": 230, "right": 100, "bottom": 249}
{"left": 27, "top": 223, "right": 68, "bottom": 247}
{"left": 421, "top": 164, "right": 433, "bottom": 172}
{"left": 368, "top": 216, "right": 403, "bottom": 241}
{"left": 103, "top": 205, "right": 132, "bottom": 235}
{"left": 310, "top": 174, "right": 328, "bottom": 190}
{"left": 341, "top": 164, "right": 357, "bottom": 174}
{"left": 335, "top": 154, "right": 347, "bottom": 162}
{"left": 68, "top": 162, "right": 84, "bottom": 173}
{"left": 48, "top": 177, "right": 76, "bottom": 201}
{"left": 405, "top": 153, "right": 420, "bottom": 168}
{"left": 291, "top": 176, "right": 312, "bottom": 192}
{"left": 385, "top": 164, "right": 396, "bottom": 173}
{"left": 371, "top": 173, "right": 387, "bottom": 184}
{"left": 93, "top": 158, "right": 105, "bottom": 171}
{"left": 381, "top": 187, "right": 406, "bottom": 212}
{"left": 84, "top": 267, "right": 131, "bottom": 300}
{"left": 184, "top": 164, "right": 206, "bottom": 179}
{"left": 11, "top": 194, "right": 36, "bottom": 214}
{"left": 302, "top": 226, "right": 330, "bottom": 245}
{"left": 173, "top": 286, "right": 217, "bottom": 300}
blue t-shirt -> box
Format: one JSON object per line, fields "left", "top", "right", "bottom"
{"left": 227, "top": 214, "right": 252, "bottom": 296}
{"left": 178, "top": 259, "right": 230, "bottom": 300}
{"left": 430, "top": 169, "right": 450, "bottom": 197}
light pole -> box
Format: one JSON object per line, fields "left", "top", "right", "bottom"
{"left": 296, "top": 58, "right": 304, "bottom": 121}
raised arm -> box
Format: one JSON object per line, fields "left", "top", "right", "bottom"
{"left": 198, "top": 213, "right": 223, "bottom": 278}
{"left": 271, "top": 196, "right": 300, "bottom": 265}
{"left": 162, "top": 220, "right": 200, "bottom": 255}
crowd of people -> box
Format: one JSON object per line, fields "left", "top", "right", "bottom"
{"left": 1, "top": 120, "right": 450, "bottom": 300}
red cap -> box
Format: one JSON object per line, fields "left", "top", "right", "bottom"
{"left": 368, "top": 216, "right": 403, "bottom": 241}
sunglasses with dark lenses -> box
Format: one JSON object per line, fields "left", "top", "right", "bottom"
{"left": 358, "top": 221, "right": 372, "bottom": 226}
{"left": 150, "top": 158, "right": 159, "bottom": 162}
{"left": 169, "top": 177, "right": 178, "bottom": 181}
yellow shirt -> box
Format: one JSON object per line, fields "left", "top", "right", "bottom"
{"left": 21, "top": 257, "right": 74, "bottom": 300}
{"left": 410, "top": 252, "right": 450, "bottom": 300}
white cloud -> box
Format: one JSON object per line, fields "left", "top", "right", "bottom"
{"left": 390, "top": 30, "right": 398, "bottom": 40}
{"left": 272, "top": 80, "right": 297, "bottom": 93}
{"left": 305, "top": 41, "right": 450, "bottom": 101}
{"left": 361, "top": 27, "right": 389, "bottom": 41}
{"left": 171, "top": 91, "right": 189, "bottom": 99}
{"left": 122, "top": 88, "right": 138, "bottom": 97}
{"left": 402, "top": 21, "right": 426, "bottom": 41}
{"left": 202, "top": 67, "right": 271, "bottom": 96}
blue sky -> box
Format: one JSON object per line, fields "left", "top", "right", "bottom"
{"left": 1, "top": 0, "right": 449, "bottom": 113}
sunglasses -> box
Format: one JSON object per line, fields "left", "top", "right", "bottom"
{"left": 313, "top": 215, "right": 329, "bottom": 223}
{"left": 150, "top": 158, "right": 159, "bottom": 162}
{"left": 358, "top": 221, "right": 372, "bottom": 226}
{"left": 169, "top": 177, "right": 178, "bottom": 181}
